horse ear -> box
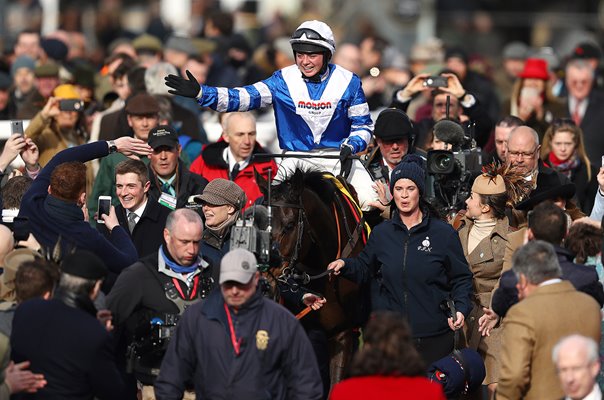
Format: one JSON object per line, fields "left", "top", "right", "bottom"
{"left": 255, "top": 167, "right": 269, "bottom": 197}
{"left": 290, "top": 169, "right": 304, "bottom": 197}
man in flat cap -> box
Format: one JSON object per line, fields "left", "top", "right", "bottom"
{"left": 11, "top": 250, "right": 127, "bottom": 399}
{"left": 107, "top": 208, "right": 214, "bottom": 397}
{"left": 88, "top": 92, "right": 161, "bottom": 221}
{"left": 155, "top": 248, "right": 323, "bottom": 400}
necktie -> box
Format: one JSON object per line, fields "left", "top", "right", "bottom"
{"left": 161, "top": 182, "right": 172, "bottom": 194}
{"left": 572, "top": 99, "right": 583, "bottom": 126}
{"left": 127, "top": 212, "right": 137, "bottom": 233}
{"left": 230, "top": 163, "right": 240, "bottom": 181}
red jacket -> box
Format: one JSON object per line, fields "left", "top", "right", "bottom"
{"left": 190, "top": 140, "right": 277, "bottom": 209}
{"left": 329, "top": 376, "right": 446, "bottom": 400}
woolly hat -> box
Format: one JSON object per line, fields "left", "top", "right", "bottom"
{"left": 390, "top": 154, "right": 425, "bottom": 195}
{"left": 11, "top": 56, "right": 35, "bottom": 76}
{"left": 61, "top": 250, "right": 107, "bottom": 280}
{"left": 41, "top": 38, "right": 69, "bottom": 62}
{"left": 53, "top": 84, "right": 80, "bottom": 99}
{"left": 196, "top": 178, "right": 247, "bottom": 210}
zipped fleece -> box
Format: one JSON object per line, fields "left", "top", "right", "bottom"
{"left": 342, "top": 212, "right": 473, "bottom": 338}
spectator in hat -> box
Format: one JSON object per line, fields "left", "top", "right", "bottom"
{"left": 39, "top": 37, "right": 68, "bottom": 64}
{"left": 33, "top": 61, "right": 60, "bottom": 99}
{"left": 163, "top": 36, "right": 196, "bottom": 70}
{"left": 504, "top": 58, "right": 566, "bottom": 140}
{"left": 328, "top": 311, "right": 446, "bottom": 400}
{"left": 571, "top": 41, "right": 604, "bottom": 91}
{"left": 11, "top": 250, "right": 128, "bottom": 399}
{"left": 146, "top": 124, "right": 208, "bottom": 210}
{"left": 154, "top": 248, "right": 323, "bottom": 400}
{"left": 496, "top": 240, "right": 601, "bottom": 400}
{"left": 106, "top": 208, "right": 213, "bottom": 397}
{"left": 190, "top": 112, "right": 276, "bottom": 210}
{"left": 494, "top": 41, "right": 529, "bottom": 101}
{"left": 328, "top": 154, "right": 473, "bottom": 366}
{"left": 88, "top": 92, "right": 161, "bottom": 221}
{"left": 445, "top": 46, "right": 501, "bottom": 123}
{"left": 196, "top": 178, "right": 246, "bottom": 267}
{"left": 0, "top": 72, "right": 16, "bottom": 119}
{"left": 564, "top": 58, "right": 604, "bottom": 168}
{"left": 24, "top": 84, "right": 88, "bottom": 167}
{"left": 9, "top": 55, "right": 43, "bottom": 119}
{"left": 132, "top": 33, "right": 162, "bottom": 68}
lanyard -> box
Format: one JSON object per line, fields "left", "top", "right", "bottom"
{"left": 171, "top": 275, "right": 200, "bottom": 300}
{"left": 224, "top": 303, "right": 242, "bottom": 356}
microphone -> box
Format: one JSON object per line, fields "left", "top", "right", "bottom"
{"left": 243, "top": 205, "right": 269, "bottom": 230}
{"left": 433, "top": 119, "right": 465, "bottom": 147}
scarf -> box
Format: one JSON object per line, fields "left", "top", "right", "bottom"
{"left": 202, "top": 211, "right": 239, "bottom": 250}
{"left": 548, "top": 151, "right": 580, "bottom": 178}
{"left": 159, "top": 244, "right": 199, "bottom": 274}
{"left": 44, "top": 195, "right": 84, "bottom": 223}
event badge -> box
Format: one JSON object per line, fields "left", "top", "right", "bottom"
{"left": 158, "top": 192, "right": 177, "bottom": 210}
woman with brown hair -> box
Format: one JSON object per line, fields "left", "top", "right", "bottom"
{"left": 541, "top": 118, "right": 598, "bottom": 214}
{"left": 329, "top": 312, "right": 445, "bottom": 400}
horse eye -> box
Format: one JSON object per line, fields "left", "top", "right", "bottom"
{"left": 283, "top": 221, "right": 295, "bottom": 232}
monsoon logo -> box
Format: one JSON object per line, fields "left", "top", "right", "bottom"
{"left": 297, "top": 101, "right": 332, "bottom": 110}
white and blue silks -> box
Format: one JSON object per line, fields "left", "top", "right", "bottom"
{"left": 196, "top": 63, "right": 378, "bottom": 210}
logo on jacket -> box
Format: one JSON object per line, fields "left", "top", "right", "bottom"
{"left": 297, "top": 100, "right": 332, "bottom": 110}
{"left": 418, "top": 236, "right": 432, "bottom": 252}
{"left": 256, "top": 330, "right": 270, "bottom": 351}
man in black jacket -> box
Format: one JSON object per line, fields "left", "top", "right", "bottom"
{"left": 11, "top": 250, "right": 127, "bottom": 399}
{"left": 98, "top": 158, "right": 170, "bottom": 257}
{"left": 154, "top": 248, "right": 323, "bottom": 400}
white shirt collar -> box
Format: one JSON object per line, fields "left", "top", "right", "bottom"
{"left": 223, "top": 147, "right": 251, "bottom": 173}
{"left": 565, "top": 383, "right": 602, "bottom": 400}
{"left": 539, "top": 278, "right": 562, "bottom": 287}
{"left": 127, "top": 198, "right": 148, "bottom": 220}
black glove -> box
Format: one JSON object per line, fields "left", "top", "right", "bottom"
{"left": 164, "top": 70, "right": 201, "bottom": 99}
{"left": 339, "top": 145, "right": 353, "bottom": 178}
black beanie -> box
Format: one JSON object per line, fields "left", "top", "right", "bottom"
{"left": 390, "top": 154, "right": 425, "bottom": 195}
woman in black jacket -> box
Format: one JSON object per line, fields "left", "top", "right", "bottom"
{"left": 328, "top": 154, "right": 473, "bottom": 366}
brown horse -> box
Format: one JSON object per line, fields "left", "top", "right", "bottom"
{"left": 256, "top": 168, "right": 369, "bottom": 386}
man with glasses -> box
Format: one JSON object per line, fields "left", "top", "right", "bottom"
{"left": 553, "top": 334, "right": 602, "bottom": 400}
{"left": 165, "top": 20, "right": 378, "bottom": 211}
{"left": 505, "top": 125, "right": 541, "bottom": 182}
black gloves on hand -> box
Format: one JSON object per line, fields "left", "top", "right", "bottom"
{"left": 164, "top": 70, "right": 201, "bottom": 99}
{"left": 339, "top": 145, "right": 353, "bottom": 178}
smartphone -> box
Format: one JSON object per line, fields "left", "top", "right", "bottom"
{"left": 97, "top": 196, "right": 112, "bottom": 224}
{"left": 10, "top": 120, "right": 24, "bottom": 136}
{"left": 520, "top": 87, "right": 540, "bottom": 101}
{"left": 423, "top": 76, "right": 448, "bottom": 88}
{"left": 59, "top": 99, "right": 84, "bottom": 112}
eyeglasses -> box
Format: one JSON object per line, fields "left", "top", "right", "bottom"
{"left": 508, "top": 147, "right": 538, "bottom": 159}
{"left": 291, "top": 28, "right": 328, "bottom": 42}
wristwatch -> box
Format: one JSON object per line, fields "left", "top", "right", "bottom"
{"left": 459, "top": 92, "right": 477, "bottom": 108}
{"left": 107, "top": 140, "right": 118, "bottom": 154}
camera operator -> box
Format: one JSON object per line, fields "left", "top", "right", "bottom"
{"left": 391, "top": 72, "right": 493, "bottom": 150}
{"left": 106, "top": 208, "right": 213, "bottom": 398}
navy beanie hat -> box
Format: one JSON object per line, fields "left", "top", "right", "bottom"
{"left": 390, "top": 154, "right": 425, "bottom": 195}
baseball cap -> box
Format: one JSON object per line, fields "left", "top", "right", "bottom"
{"left": 219, "top": 248, "right": 258, "bottom": 284}
{"left": 148, "top": 125, "right": 179, "bottom": 149}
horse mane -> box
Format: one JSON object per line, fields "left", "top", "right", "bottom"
{"left": 272, "top": 169, "right": 337, "bottom": 206}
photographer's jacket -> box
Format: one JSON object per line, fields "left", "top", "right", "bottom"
{"left": 154, "top": 288, "right": 323, "bottom": 400}
{"left": 342, "top": 211, "right": 473, "bottom": 338}
{"left": 195, "top": 63, "right": 373, "bottom": 154}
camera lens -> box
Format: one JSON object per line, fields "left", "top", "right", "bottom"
{"left": 434, "top": 154, "right": 451, "bottom": 172}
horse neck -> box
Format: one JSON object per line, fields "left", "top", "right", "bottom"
{"left": 300, "top": 189, "right": 339, "bottom": 266}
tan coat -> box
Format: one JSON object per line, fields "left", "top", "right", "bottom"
{"left": 457, "top": 216, "right": 511, "bottom": 384}
{"left": 25, "top": 112, "right": 87, "bottom": 167}
{"left": 497, "top": 281, "right": 601, "bottom": 400}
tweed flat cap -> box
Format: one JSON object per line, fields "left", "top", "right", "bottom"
{"left": 197, "top": 178, "right": 246, "bottom": 209}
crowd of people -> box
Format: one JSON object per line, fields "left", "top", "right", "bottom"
{"left": 0, "top": 5, "right": 603, "bottom": 400}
